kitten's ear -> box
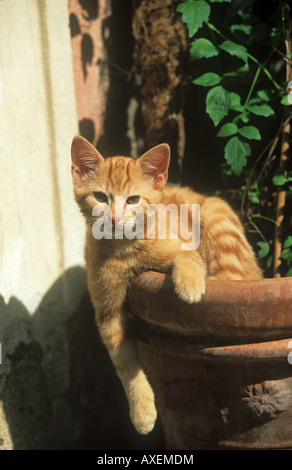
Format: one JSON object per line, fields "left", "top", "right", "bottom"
{"left": 71, "top": 135, "right": 104, "bottom": 184}
{"left": 139, "top": 143, "right": 170, "bottom": 189}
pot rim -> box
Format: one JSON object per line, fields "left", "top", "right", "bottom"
{"left": 128, "top": 272, "right": 292, "bottom": 346}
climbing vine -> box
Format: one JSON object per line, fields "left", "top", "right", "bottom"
{"left": 177, "top": 0, "right": 292, "bottom": 277}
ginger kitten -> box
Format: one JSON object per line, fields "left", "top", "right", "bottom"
{"left": 71, "top": 136, "right": 262, "bottom": 435}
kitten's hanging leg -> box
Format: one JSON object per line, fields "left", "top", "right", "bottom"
{"left": 172, "top": 250, "right": 207, "bottom": 303}
{"left": 96, "top": 305, "right": 157, "bottom": 435}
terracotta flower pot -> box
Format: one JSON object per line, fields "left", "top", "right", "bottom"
{"left": 127, "top": 272, "right": 292, "bottom": 450}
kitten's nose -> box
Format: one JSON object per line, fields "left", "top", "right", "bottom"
{"left": 111, "top": 214, "right": 123, "bottom": 223}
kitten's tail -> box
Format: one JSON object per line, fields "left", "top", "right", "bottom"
{"left": 201, "top": 197, "right": 262, "bottom": 280}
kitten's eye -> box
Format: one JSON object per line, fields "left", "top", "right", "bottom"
{"left": 93, "top": 192, "right": 108, "bottom": 203}
{"left": 126, "top": 195, "right": 140, "bottom": 205}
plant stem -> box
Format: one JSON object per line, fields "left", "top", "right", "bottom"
{"left": 240, "top": 120, "right": 285, "bottom": 219}
{"left": 247, "top": 54, "right": 282, "bottom": 91}
{"left": 243, "top": 66, "right": 261, "bottom": 108}
{"left": 274, "top": 119, "right": 290, "bottom": 276}
{"left": 273, "top": 2, "right": 292, "bottom": 278}
{"left": 208, "top": 23, "right": 222, "bottom": 77}
{"left": 252, "top": 214, "right": 280, "bottom": 225}
{"left": 248, "top": 216, "right": 268, "bottom": 244}
{"left": 206, "top": 22, "right": 281, "bottom": 91}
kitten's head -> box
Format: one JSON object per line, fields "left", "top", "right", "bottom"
{"left": 71, "top": 136, "right": 170, "bottom": 240}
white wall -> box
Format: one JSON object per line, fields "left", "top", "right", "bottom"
{"left": 0, "top": 0, "right": 86, "bottom": 449}
{"left": 0, "top": 0, "right": 85, "bottom": 312}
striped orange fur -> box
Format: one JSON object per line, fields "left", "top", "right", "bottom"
{"left": 71, "top": 136, "right": 262, "bottom": 434}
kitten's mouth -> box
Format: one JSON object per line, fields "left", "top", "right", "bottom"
{"left": 111, "top": 220, "right": 137, "bottom": 234}
{"left": 91, "top": 213, "right": 145, "bottom": 241}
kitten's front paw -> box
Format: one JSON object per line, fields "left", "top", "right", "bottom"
{"left": 173, "top": 269, "right": 206, "bottom": 303}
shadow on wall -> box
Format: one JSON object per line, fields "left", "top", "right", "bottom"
{"left": 0, "top": 266, "right": 164, "bottom": 450}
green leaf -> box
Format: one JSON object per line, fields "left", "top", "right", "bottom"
{"left": 257, "top": 241, "right": 270, "bottom": 258}
{"left": 239, "top": 126, "right": 261, "bottom": 140}
{"left": 273, "top": 170, "right": 292, "bottom": 185}
{"left": 248, "top": 190, "right": 260, "bottom": 204}
{"left": 286, "top": 267, "right": 292, "bottom": 277}
{"left": 230, "top": 24, "right": 252, "bottom": 35}
{"left": 224, "top": 61, "right": 249, "bottom": 76}
{"left": 229, "top": 92, "right": 243, "bottom": 111}
{"left": 267, "top": 255, "right": 273, "bottom": 268}
{"left": 176, "top": 0, "right": 211, "bottom": 37}
{"left": 219, "top": 40, "right": 248, "bottom": 64}
{"left": 273, "top": 170, "right": 287, "bottom": 186}
{"left": 257, "top": 90, "right": 273, "bottom": 101}
{"left": 284, "top": 235, "right": 292, "bottom": 249}
{"left": 206, "top": 86, "right": 231, "bottom": 126}
{"left": 273, "top": 175, "right": 287, "bottom": 185}
{"left": 190, "top": 38, "right": 219, "bottom": 60}
{"left": 247, "top": 181, "right": 260, "bottom": 204}
{"left": 280, "top": 248, "right": 292, "bottom": 262}
{"left": 280, "top": 95, "right": 291, "bottom": 106}
{"left": 224, "top": 136, "right": 251, "bottom": 175}
{"left": 239, "top": 112, "right": 250, "bottom": 123}
{"left": 247, "top": 104, "right": 274, "bottom": 116}
{"left": 192, "top": 72, "right": 221, "bottom": 87}
{"left": 219, "top": 40, "right": 249, "bottom": 76}
{"left": 248, "top": 97, "right": 263, "bottom": 105}
{"left": 217, "top": 122, "right": 238, "bottom": 137}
